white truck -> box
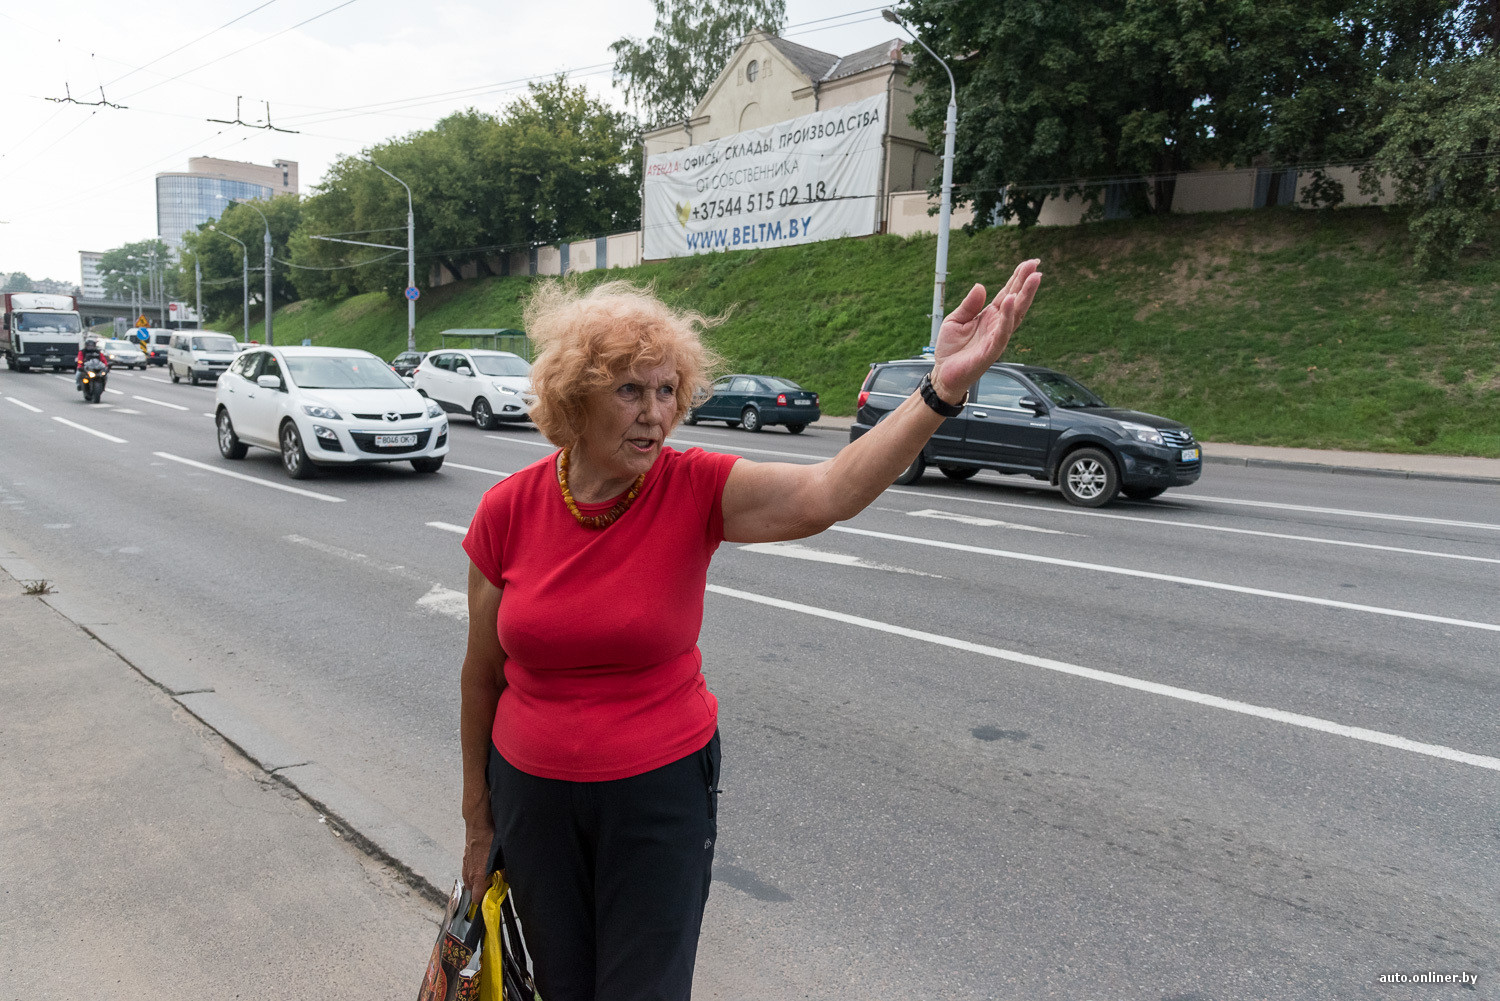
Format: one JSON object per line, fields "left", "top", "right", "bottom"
{"left": 2, "top": 292, "right": 85, "bottom": 372}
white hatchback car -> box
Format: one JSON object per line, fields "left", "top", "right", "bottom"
{"left": 214, "top": 346, "right": 449, "bottom": 479}
{"left": 413, "top": 349, "right": 533, "bottom": 429}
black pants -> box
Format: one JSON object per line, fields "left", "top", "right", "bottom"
{"left": 487, "top": 733, "right": 721, "bottom": 1001}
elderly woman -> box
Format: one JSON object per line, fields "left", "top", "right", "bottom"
{"left": 459, "top": 261, "right": 1041, "bottom": 1000}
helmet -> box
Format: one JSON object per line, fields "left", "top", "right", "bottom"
{"left": 84, "top": 337, "right": 100, "bottom": 351}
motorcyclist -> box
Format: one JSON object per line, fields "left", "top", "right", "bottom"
{"left": 75, "top": 337, "right": 109, "bottom": 390}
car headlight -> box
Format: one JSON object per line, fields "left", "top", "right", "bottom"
{"left": 492, "top": 383, "right": 519, "bottom": 395}
{"left": 302, "top": 404, "right": 342, "bottom": 420}
{"left": 426, "top": 400, "right": 444, "bottom": 419}
{"left": 1119, "top": 421, "right": 1164, "bottom": 445}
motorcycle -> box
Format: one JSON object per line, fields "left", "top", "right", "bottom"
{"left": 79, "top": 358, "right": 108, "bottom": 404}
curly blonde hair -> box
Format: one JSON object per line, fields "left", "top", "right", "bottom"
{"left": 524, "top": 279, "right": 722, "bottom": 449}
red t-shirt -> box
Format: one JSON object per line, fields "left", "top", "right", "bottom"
{"left": 463, "top": 446, "right": 740, "bottom": 782}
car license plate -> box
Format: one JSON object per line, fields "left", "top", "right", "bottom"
{"left": 375, "top": 434, "right": 418, "bottom": 448}
{"left": 1181, "top": 448, "right": 1200, "bottom": 461}
{"left": 795, "top": 398, "right": 811, "bottom": 405}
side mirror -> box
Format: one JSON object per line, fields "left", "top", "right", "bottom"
{"left": 256, "top": 374, "right": 282, "bottom": 390}
{"left": 1019, "top": 396, "right": 1047, "bottom": 414}
{"left": 456, "top": 366, "right": 473, "bottom": 377}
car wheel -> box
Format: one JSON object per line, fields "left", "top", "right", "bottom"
{"left": 785, "top": 423, "right": 806, "bottom": 434}
{"left": 473, "top": 397, "right": 495, "bottom": 430}
{"left": 893, "top": 452, "right": 927, "bottom": 485}
{"left": 170, "top": 366, "right": 180, "bottom": 383}
{"left": 684, "top": 413, "right": 698, "bottom": 425}
{"left": 280, "top": 421, "right": 318, "bottom": 479}
{"left": 1059, "top": 448, "right": 1119, "bottom": 507}
{"left": 411, "top": 456, "right": 444, "bottom": 474}
{"left": 190, "top": 371, "right": 200, "bottom": 386}
{"left": 1122, "top": 485, "right": 1167, "bottom": 501}
{"left": 741, "top": 406, "right": 762, "bottom": 432}
{"left": 940, "top": 465, "right": 979, "bottom": 481}
{"left": 217, "top": 409, "right": 248, "bottom": 459}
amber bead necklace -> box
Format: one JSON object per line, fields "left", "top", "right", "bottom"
{"left": 557, "top": 448, "right": 646, "bottom": 529}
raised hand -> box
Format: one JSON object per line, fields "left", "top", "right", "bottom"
{"left": 930, "top": 260, "right": 1043, "bottom": 402}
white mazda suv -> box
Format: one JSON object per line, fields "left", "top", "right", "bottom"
{"left": 214, "top": 346, "right": 449, "bottom": 479}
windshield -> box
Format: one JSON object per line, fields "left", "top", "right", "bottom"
{"left": 16, "top": 312, "right": 82, "bottom": 334}
{"left": 191, "top": 335, "right": 238, "bottom": 353}
{"left": 105, "top": 340, "right": 135, "bottom": 351}
{"left": 473, "top": 355, "right": 531, "bottom": 377}
{"left": 284, "top": 355, "right": 408, "bottom": 390}
{"left": 1029, "top": 370, "right": 1108, "bottom": 409}
{"left": 762, "top": 377, "right": 804, "bottom": 391}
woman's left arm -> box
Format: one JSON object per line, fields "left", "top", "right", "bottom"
{"left": 722, "top": 260, "right": 1042, "bottom": 544}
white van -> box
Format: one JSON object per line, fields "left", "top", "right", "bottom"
{"left": 167, "top": 330, "right": 240, "bottom": 385}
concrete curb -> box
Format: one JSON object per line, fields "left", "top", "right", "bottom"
{"left": 0, "top": 547, "right": 451, "bottom": 908}
{"left": 1202, "top": 452, "right": 1500, "bottom": 486}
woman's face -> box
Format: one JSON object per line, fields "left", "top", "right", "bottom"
{"left": 576, "top": 360, "right": 680, "bottom": 484}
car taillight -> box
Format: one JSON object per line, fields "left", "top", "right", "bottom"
{"left": 776, "top": 393, "right": 787, "bottom": 406}
{"left": 412, "top": 367, "right": 420, "bottom": 376}
{"left": 857, "top": 390, "right": 869, "bottom": 408}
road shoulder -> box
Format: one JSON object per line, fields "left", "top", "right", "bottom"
{"left": 0, "top": 570, "right": 438, "bottom": 999}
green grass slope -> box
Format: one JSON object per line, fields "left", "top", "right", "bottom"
{"left": 233, "top": 207, "right": 1500, "bottom": 456}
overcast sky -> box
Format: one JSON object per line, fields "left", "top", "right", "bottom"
{"left": 0, "top": 0, "right": 899, "bottom": 284}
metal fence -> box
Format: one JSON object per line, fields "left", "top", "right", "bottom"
{"left": 438, "top": 328, "right": 531, "bottom": 360}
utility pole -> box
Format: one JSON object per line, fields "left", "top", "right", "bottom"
{"left": 883, "top": 9, "right": 958, "bottom": 348}
{"left": 194, "top": 257, "right": 202, "bottom": 328}
{"left": 232, "top": 199, "right": 275, "bottom": 345}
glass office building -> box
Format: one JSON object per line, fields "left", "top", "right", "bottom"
{"left": 156, "top": 176, "right": 273, "bottom": 248}
{"left": 155, "top": 158, "right": 298, "bottom": 250}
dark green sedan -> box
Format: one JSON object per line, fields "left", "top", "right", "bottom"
{"left": 686, "top": 374, "right": 821, "bottom": 433}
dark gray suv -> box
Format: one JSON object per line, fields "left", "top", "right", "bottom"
{"left": 850, "top": 358, "right": 1202, "bottom": 506}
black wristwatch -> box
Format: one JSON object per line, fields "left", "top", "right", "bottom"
{"left": 918, "top": 372, "right": 967, "bottom": 417}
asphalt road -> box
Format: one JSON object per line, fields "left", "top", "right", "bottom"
{"left": 2, "top": 367, "right": 1496, "bottom": 1000}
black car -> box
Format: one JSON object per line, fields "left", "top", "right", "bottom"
{"left": 688, "top": 374, "right": 821, "bottom": 433}
{"left": 850, "top": 358, "right": 1201, "bottom": 506}
{"left": 390, "top": 350, "right": 425, "bottom": 377}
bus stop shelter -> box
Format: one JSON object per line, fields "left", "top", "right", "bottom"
{"left": 439, "top": 328, "right": 531, "bottom": 360}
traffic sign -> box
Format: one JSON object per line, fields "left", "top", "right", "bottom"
{"left": 168, "top": 303, "right": 178, "bottom": 313}
{"left": 404, "top": 286, "right": 420, "bottom": 301}
{"left": 135, "top": 314, "right": 149, "bottom": 327}
{"left": 133, "top": 327, "right": 149, "bottom": 341}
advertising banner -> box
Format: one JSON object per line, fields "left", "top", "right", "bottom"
{"left": 643, "top": 94, "right": 886, "bottom": 260}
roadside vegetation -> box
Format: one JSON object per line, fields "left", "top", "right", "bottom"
{"left": 225, "top": 207, "right": 1500, "bottom": 457}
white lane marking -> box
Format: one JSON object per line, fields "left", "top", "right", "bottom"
{"left": 739, "top": 541, "right": 940, "bottom": 577}
{"left": 1186, "top": 494, "right": 1500, "bottom": 532}
{"left": 908, "top": 508, "right": 1074, "bottom": 535}
{"left": 105, "top": 388, "right": 124, "bottom": 396}
{"left": 133, "top": 394, "right": 189, "bottom": 411}
{"left": 427, "top": 521, "right": 467, "bottom": 534}
{"left": 666, "top": 436, "right": 823, "bottom": 462}
{"left": 417, "top": 583, "right": 469, "bottom": 620}
{"left": 51, "top": 417, "right": 126, "bottom": 443}
{"left": 52, "top": 375, "right": 72, "bottom": 383}
{"left": 446, "top": 462, "right": 511, "bottom": 478}
{"left": 885, "top": 489, "right": 1500, "bottom": 565}
{"left": 114, "top": 408, "right": 142, "bottom": 415}
{"left": 5, "top": 397, "right": 42, "bottom": 413}
{"left": 485, "top": 435, "right": 555, "bottom": 449}
{"left": 830, "top": 525, "right": 1500, "bottom": 634}
{"left": 203, "top": 412, "right": 215, "bottom": 418}
{"left": 706, "top": 585, "right": 1500, "bottom": 773}
{"left": 153, "top": 452, "right": 344, "bottom": 502}
{"left": 140, "top": 376, "right": 171, "bottom": 384}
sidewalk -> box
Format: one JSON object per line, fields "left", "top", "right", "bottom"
{"left": 0, "top": 569, "right": 439, "bottom": 999}
{"left": 808, "top": 415, "right": 1500, "bottom": 484}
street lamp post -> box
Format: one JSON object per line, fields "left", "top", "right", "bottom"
{"left": 883, "top": 8, "right": 958, "bottom": 348}
{"left": 371, "top": 162, "right": 417, "bottom": 353}
{"left": 223, "top": 196, "right": 274, "bottom": 345}
{"left": 209, "top": 225, "right": 250, "bottom": 341}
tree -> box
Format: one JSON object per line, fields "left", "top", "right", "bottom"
{"left": 98, "top": 239, "right": 179, "bottom": 303}
{"left": 612, "top": 0, "right": 786, "bottom": 128}
{"left": 177, "top": 196, "right": 301, "bottom": 328}
{"left": 492, "top": 77, "right": 642, "bottom": 246}
{"left": 2, "top": 272, "right": 33, "bottom": 293}
{"left": 1363, "top": 54, "right": 1500, "bottom": 270}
